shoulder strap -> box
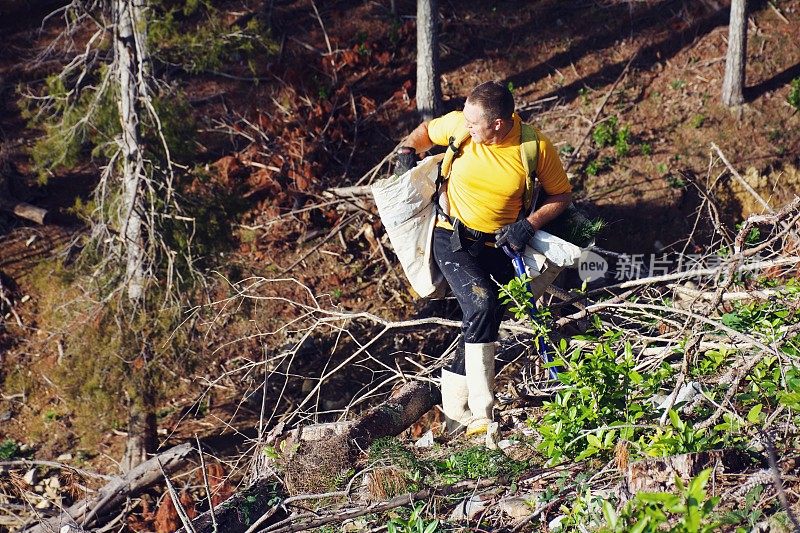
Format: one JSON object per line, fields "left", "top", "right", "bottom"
{"left": 519, "top": 123, "right": 540, "bottom": 214}
{"left": 438, "top": 119, "right": 541, "bottom": 213}
{"left": 439, "top": 120, "right": 470, "bottom": 180}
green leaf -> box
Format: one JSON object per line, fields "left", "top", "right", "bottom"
{"left": 575, "top": 447, "right": 598, "bottom": 461}
{"left": 630, "top": 517, "right": 651, "bottom": 533}
{"left": 668, "top": 409, "right": 683, "bottom": 430}
{"left": 423, "top": 520, "right": 439, "bottom": 533}
{"left": 747, "top": 403, "right": 763, "bottom": 423}
{"left": 587, "top": 433, "right": 602, "bottom": 448}
{"left": 602, "top": 500, "right": 617, "bottom": 529}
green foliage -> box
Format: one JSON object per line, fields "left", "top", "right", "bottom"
{"left": 591, "top": 116, "right": 632, "bottom": 158}
{"left": 433, "top": 446, "right": 528, "bottom": 482}
{"left": 149, "top": 2, "right": 278, "bottom": 75}
{"left": 787, "top": 77, "right": 800, "bottom": 111}
{"left": 26, "top": 260, "right": 198, "bottom": 446}
{"left": 21, "top": 66, "right": 118, "bottom": 183}
{"left": 499, "top": 273, "right": 552, "bottom": 344}
{"left": 742, "top": 355, "right": 782, "bottom": 403}
{"left": 691, "top": 348, "right": 730, "bottom": 377}
{"left": 586, "top": 156, "right": 614, "bottom": 176}
{"left": 369, "top": 437, "right": 423, "bottom": 473}
{"left": 719, "top": 485, "right": 765, "bottom": 532}
{"left": 592, "top": 116, "right": 618, "bottom": 148}
{"left": 641, "top": 143, "right": 652, "bottom": 156}
{"left": 597, "top": 469, "right": 719, "bottom": 532}
{"left": 22, "top": 68, "right": 196, "bottom": 183}
{"left": 689, "top": 114, "right": 706, "bottom": 128}
{"left": 0, "top": 439, "right": 20, "bottom": 460}
{"left": 666, "top": 174, "right": 687, "bottom": 188}
{"left": 387, "top": 503, "right": 440, "bottom": 533}
{"left": 670, "top": 79, "right": 686, "bottom": 90}
{"left": 556, "top": 486, "right": 609, "bottom": 531}
{"left": 643, "top": 410, "right": 721, "bottom": 457}
{"left": 720, "top": 288, "right": 799, "bottom": 336}
{"left": 615, "top": 125, "right": 631, "bottom": 157}
{"left": 777, "top": 366, "right": 800, "bottom": 411}
{"left": 536, "top": 341, "right": 658, "bottom": 463}
{"left": 734, "top": 221, "right": 762, "bottom": 246}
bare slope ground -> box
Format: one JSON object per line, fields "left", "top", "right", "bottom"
{"left": 0, "top": 0, "right": 799, "bottom": 530}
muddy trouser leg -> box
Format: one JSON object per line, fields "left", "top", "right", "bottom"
{"left": 433, "top": 228, "right": 515, "bottom": 435}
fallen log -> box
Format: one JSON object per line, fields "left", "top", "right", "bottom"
{"left": 0, "top": 197, "right": 49, "bottom": 225}
{"left": 23, "top": 443, "right": 194, "bottom": 533}
{"left": 182, "top": 380, "right": 441, "bottom": 533}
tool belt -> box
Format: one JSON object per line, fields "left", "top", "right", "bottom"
{"left": 435, "top": 205, "right": 496, "bottom": 257}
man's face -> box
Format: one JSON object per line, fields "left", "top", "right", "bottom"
{"left": 463, "top": 100, "right": 499, "bottom": 144}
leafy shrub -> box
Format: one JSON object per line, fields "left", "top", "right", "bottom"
{"left": 614, "top": 125, "right": 631, "bottom": 157}
{"left": 536, "top": 341, "right": 661, "bottom": 463}
{"left": 433, "top": 446, "right": 528, "bottom": 482}
{"left": 149, "top": 7, "right": 278, "bottom": 75}
{"left": 0, "top": 439, "right": 20, "bottom": 460}
{"left": 643, "top": 410, "right": 722, "bottom": 457}
{"left": 387, "top": 503, "right": 440, "bottom": 533}
{"left": 586, "top": 156, "right": 614, "bottom": 176}
{"left": 592, "top": 117, "right": 618, "bottom": 148}
{"left": 598, "top": 469, "right": 720, "bottom": 533}
{"left": 788, "top": 77, "right": 800, "bottom": 111}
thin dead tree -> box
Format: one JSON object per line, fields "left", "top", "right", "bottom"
{"left": 416, "top": 0, "right": 441, "bottom": 121}
{"left": 722, "top": 0, "right": 747, "bottom": 107}
{"left": 114, "top": 0, "right": 156, "bottom": 471}
{"left": 20, "top": 0, "right": 198, "bottom": 475}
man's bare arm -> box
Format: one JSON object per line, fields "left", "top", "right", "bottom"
{"left": 527, "top": 192, "right": 572, "bottom": 230}
{"left": 401, "top": 121, "right": 435, "bottom": 154}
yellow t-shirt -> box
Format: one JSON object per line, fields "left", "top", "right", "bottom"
{"left": 427, "top": 111, "right": 571, "bottom": 233}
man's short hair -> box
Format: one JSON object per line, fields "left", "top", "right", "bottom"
{"left": 467, "top": 81, "right": 515, "bottom": 121}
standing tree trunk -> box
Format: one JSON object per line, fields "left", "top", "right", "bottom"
{"left": 722, "top": 0, "right": 747, "bottom": 107}
{"left": 116, "top": 0, "right": 146, "bottom": 302}
{"left": 115, "top": 0, "right": 156, "bottom": 472}
{"left": 416, "top": 0, "right": 441, "bottom": 121}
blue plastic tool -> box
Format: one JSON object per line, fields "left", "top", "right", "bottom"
{"left": 502, "top": 246, "right": 559, "bottom": 380}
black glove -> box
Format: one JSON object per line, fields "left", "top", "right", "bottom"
{"left": 393, "top": 146, "right": 418, "bottom": 176}
{"left": 495, "top": 219, "right": 536, "bottom": 252}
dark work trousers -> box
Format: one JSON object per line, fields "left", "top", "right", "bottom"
{"left": 433, "top": 227, "right": 515, "bottom": 375}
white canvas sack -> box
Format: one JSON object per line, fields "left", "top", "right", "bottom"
{"left": 521, "top": 231, "right": 584, "bottom": 278}
{"left": 371, "top": 154, "right": 445, "bottom": 297}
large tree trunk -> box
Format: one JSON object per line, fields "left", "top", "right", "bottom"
{"left": 722, "top": 0, "right": 747, "bottom": 107}
{"left": 416, "top": 0, "right": 441, "bottom": 121}
{"left": 114, "top": 0, "right": 155, "bottom": 471}
{"left": 182, "top": 381, "right": 441, "bottom": 533}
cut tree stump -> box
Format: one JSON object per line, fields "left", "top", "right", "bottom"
{"left": 182, "top": 380, "right": 441, "bottom": 533}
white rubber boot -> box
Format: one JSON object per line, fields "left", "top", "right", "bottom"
{"left": 441, "top": 369, "right": 471, "bottom": 435}
{"left": 464, "top": 342, "right": 496, "bottom": 437}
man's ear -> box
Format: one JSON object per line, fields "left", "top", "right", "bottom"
{"left": 492, "top": 118, "right": 503, "bottom": 131}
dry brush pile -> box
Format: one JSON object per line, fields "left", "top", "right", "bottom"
{"left": 3, "top": 142, "right": 800, "bottom": 532}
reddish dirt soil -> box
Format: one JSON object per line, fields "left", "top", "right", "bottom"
{"left": 1, "top": 0, "right": 799, "bottom": 508}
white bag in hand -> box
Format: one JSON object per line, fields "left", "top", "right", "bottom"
{"left": 371, "top": 154, "right": 445, "bottom": 297}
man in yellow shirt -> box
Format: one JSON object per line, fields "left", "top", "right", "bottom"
{"left": 396, "top": 81, "right": 571, "bottom": 438}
